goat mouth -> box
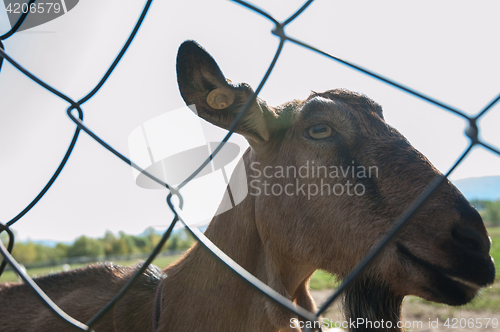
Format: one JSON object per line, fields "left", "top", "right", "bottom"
{"left": 444, "top": 274, "right": 481, "bottom": 291}
{"left": 396, "top": 242, "right": 485, "bottom": 305}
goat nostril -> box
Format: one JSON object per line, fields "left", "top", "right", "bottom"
{"left": 452, "top": 227, "right": 483, "bottom": 253}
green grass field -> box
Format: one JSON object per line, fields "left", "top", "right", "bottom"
{"left": 489, "top": 227, "right": 500, "bottom": 266}
{"left": 1, "top": 227, "right": 499, "bottom": 311}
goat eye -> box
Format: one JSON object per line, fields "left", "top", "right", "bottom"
{"left": 307, "top": 125, "right": 333, "bottom": 140}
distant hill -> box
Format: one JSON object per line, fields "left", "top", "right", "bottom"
{"left": 452, "top": 176, "right": 500, "bottom": 201}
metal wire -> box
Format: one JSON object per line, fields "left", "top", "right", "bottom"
{"left": 0, "top": 238, "right": 91, "bottom": 330}
{"left": 0, "top": 0, "right": 37, "bottom": 40}
{"left": 0, "top": 0, "right": 38, "bottom": 275}
{"left": 1, "top": 0, "right": 499, "bottom": 331}
{"left": 86, "top": 214, "right": 179, "bottom": 329}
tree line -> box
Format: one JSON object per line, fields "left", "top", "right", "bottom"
{"left": 7, "top": 227, "right": 195, "bottom": 266}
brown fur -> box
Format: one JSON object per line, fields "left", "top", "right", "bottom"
{"left": 0, "top": 41, "right": 495, "bottom": 332}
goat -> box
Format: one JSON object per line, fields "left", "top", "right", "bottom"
{"left": 0, "top": 41, "right": 495, "bottom": 332}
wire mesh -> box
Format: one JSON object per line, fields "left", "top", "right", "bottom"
{"left": 1, "top": 0, "right": 499, "bottom": 331}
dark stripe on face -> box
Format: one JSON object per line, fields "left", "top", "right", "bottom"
{"left": 338, "top": 138, "right": 385, "bottom": 213}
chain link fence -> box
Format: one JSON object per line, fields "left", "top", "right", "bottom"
{"left": 1, "top": 0, "right": 499, "bottom": 331}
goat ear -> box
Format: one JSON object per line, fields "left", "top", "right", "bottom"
{"left": 176, "top": 41, "right": 270, "bottom": 143}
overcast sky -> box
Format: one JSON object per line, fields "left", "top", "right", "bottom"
{"left": 1, "top": 0, "right": 500, "bottom": 242}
